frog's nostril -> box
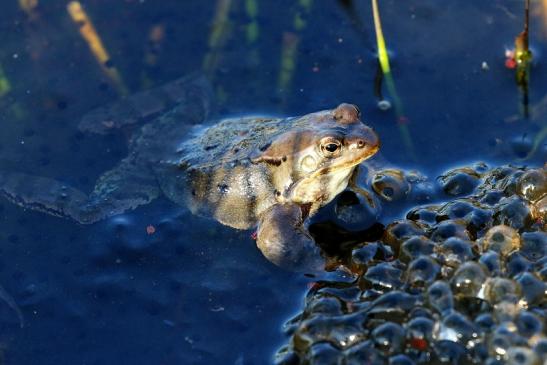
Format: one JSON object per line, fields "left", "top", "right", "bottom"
{"left": 357, "top": 139, "right": 366, "bottom": 148}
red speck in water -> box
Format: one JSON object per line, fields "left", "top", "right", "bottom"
{"left": 505, "top": 58, "right": 517, "bottom": 69}
{"left": 409, "top": 338, "right": 428, "bottom": 351}
{"left": 398, "top": 116, "right": 409, "bottom": 125}
{"left": 251, "top": 231, "right": 257, "bottom": 240}
{"left": 146, "top": 225, "right": 156, "bottom": 235}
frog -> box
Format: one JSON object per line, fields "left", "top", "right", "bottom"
{"left": 0, "top": 74, "right": 380, "bottom": 270}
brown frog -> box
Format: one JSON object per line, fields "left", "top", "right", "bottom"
{"left": 0, "top": 75, "right": 379, "bottom": 270}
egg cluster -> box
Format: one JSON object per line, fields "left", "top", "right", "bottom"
{"left": 277, "top": 164, "right": 546, "bottom": 365}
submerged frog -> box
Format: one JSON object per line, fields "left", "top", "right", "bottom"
{"left": 0, "top": 75, "right": 379, "bottom": 270}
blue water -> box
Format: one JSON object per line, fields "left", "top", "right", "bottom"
{"left": 0, "top": 1, "right": 545, "bottom": 364}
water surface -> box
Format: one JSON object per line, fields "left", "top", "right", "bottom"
{"left": 0, "top": 1, "right": 545, "bottom": 364}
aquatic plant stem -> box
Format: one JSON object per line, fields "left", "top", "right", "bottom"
{"left": 245, "top": 0, "right": 260, "bottom": 65}
{"left": 371, "top": 0, "right": 390, "bottom": 74}
{"left": 278, "top": 33, "right": 299, "bottom": 93}
{"left": 245, "top": 0, "right": 259, "bottom": 44}
{"left": 515, "top": 0, "right": 532, "bottom": 118}
{"left": 371, "top": 0, "right": 416, "bottom": 160}
{"left": 203, "top": 0, "right": 233, "bottom": 79}
{"left": 278, "top": 0, "right": 313, "bottom": 99}
{"left": 0, "top": 64, "right": 11, "bottom": 98}
{"left": 527, "top": 126, "right": 547, "bottom": 159}
{"left": 67, "top": 1, "right": 128, "bottom": 96}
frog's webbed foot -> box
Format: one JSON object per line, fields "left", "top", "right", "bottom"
{"left": 0, "top": 163, "right": 160, "bottom": 224}
{"left": 0, "top": 171, "right": 92, "bottom": 222}
{"left": 256, "top": 203, "right": 325, "bottom": 272}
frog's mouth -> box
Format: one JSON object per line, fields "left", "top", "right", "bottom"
{"left": 286, "top": 144, "right": 379, "bottom": 205}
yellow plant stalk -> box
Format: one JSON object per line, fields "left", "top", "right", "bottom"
{"left": 371, "top": 0, "right": 415, "bottom": 159}
{"left": 371, "top": 0, "right": 390, "bottom": 74}
{"left": 67, "top": 1, "right": 128, "bottom": 96}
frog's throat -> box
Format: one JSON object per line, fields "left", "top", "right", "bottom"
{"left": 309, "top": 145, "right": 379, "bottom": 179}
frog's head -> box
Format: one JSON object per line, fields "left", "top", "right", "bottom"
{"left": 253, "top": 103, "right": 380, "bottom": 205}
{"left": 295, "top": 103, "right": 379, "bottom": 178}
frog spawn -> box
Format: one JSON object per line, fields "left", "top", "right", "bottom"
{"left": 276, "top": 165, "right": 546, "bottom": 364}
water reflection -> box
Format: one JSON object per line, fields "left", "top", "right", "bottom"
{"left": 0, "top": 1, "right": 546, "bottom": 364}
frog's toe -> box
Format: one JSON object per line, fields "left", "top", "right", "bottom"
{"left": 0, "top": 171, "right": 89, "bottom": 221}
{"left": 0, "top": 171, "right": 148, "bottom": 224}
{"left": 256, "top": 204, "right": 325, "bottom": 272}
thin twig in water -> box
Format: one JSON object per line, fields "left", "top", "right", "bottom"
{"left": 0, "top": 284, "right": 24, "bottom": 328}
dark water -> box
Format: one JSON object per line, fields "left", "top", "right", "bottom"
{"left": 0, "top": 1, "right": 545, "bottom": 364}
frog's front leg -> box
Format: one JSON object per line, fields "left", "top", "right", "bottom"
{"left": 256, "top": 203, "right": 325, "bottom": 271}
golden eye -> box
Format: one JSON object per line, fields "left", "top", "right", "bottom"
{"left": 320, "top": 138, "right": 342, "bottom": 157}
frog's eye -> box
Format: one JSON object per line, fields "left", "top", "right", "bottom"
{"left": 320, "top": 138, "right": 342, "bottom": 157}
{"left": 325, "top": 143, "right": 339, "bottom": 153}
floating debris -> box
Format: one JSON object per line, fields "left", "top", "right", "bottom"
{"left": 377, "top": 99, "right": 391, "bottom": 111}
{"left": 146, "top": 224, "right": 156, "bottom": 235}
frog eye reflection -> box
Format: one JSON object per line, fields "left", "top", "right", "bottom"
{"left": 320, "top": 139, "right": 342, "bottom": 157}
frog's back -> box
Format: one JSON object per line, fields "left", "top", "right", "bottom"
{"left": 169, "top": 116, "right": 292, "bottom": 229}
{"left": 178, "top": 116, "right": 288, "bottom": 170}
{"left": 178, "top": 108, "right": 337, "bottom": 169}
